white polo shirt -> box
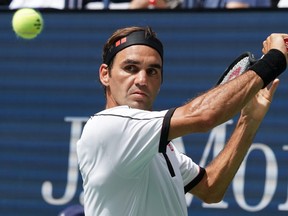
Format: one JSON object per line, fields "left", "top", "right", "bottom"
{"left": 77, "top": 106, "right": 205, "bottom": 216}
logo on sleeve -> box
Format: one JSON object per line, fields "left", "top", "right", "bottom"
{"left": 167, "top": 143, "right": 174, "bottom": 152}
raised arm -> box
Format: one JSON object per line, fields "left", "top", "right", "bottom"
{"left": 169, "top": 70, "right": 263, "bottom": 138}
{"left": 190, "top": 78, "right": 280, "bottom": 203}
{"left": 168, "top": 33, "right": 288, "bottom": 141}
{"left": 167, "top": 33, "right": 288, "bottom": 203}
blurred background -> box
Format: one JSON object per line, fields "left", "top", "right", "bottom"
{"left": 1, "top": 0, "right": 288, "bottom": 215}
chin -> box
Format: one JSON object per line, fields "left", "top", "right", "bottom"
{"left": 128, "top": 102, "right": 152, "bottom": 111}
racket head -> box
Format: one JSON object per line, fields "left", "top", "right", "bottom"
{"left": 216, "top": 52, "right": 256, "bottom": 85}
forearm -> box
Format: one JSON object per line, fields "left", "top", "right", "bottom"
{"left": 225, "top": 2, "right": 249, "bottom": 8}
{"left": 129, "top": 0, "right": 167, "bottom": 8}
{"left": 191, "top": 115, "right": 261, "bottom": 203}
{"left": 170, "top": 45, "right": 286, "bottom": 140}
{"left": 208, "top": 116, "right": 260, "bottom": 195}
{"left": 189, "top": 71, "right": 263, "bottom": 126}
{"left": 169, "top": 70, "right": 263, "bottom": 139}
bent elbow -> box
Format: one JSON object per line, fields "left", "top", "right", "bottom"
{"left": 196, "top": 182, "right": 226, "bottom": 204}
{"left": 201, "top": 191, "right": 225, "bottom": 204}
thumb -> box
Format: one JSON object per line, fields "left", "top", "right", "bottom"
{"left": 266, "top": 78, "right": 280, "bottom": 99}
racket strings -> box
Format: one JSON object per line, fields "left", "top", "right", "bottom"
{"left": 217, "top": 52, "right": 257, "bottom": 85}
{"left": 220, "top": 56, "right": 251, "bottom": 84}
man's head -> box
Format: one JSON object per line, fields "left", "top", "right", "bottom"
{"left": 99, "top": 26, "right": 164, "bottom": 110}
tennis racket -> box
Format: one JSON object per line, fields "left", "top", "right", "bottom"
{"left": 216, "top": 52, "right": 256, "bottom": 85}
{"left": 217, "top": 38, "right": 288, "bottom": 85}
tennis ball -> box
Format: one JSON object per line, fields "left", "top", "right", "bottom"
{"left": 12, "top": 8, "right": 43, "bottom": 39}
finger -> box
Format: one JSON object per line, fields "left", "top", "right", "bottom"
{"left": 262, "top": 40, "right": 268, "bottom": 54}
{"left": 267, "top": 78, "right": 280, "bottom": 97}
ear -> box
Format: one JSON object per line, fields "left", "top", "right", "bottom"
{"left": 99, "top": 64, "right": 109, "bottom": 86}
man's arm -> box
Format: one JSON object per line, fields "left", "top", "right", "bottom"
{"left": 168, "top": 33, "right": 288, "bottom": 140}
{"left": 225, "top": 2, "right": 250, "bottom": 8}
{"left": 189, "top": 79, "right": 279, "bottom": 203}
{"left": 169, "top": 70, "right": 263, "bottom": 139}
{"left": 129, "top": 0, "right": 168, "bottom": 9}
{"left": 167, "top": 33, "right": 287, "bottom": 202}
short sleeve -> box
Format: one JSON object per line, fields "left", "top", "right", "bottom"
{"left": 173, "top": 146, "right": 206, "bottom": 193}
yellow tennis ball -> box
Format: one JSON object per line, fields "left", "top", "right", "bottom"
{"left": 12, "top": 8, "right": 43, "bottom": 39}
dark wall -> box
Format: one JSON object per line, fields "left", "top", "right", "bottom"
{"left": 1, "top": 9, "right": 288, "bottom": 216}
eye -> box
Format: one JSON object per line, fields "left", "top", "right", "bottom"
{"left": 147, "top": 67, "right": 160, "bottom": 76}
{"left": 123, "top": 65, "right": 139, "bottom": 74}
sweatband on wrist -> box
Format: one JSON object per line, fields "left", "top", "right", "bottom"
{"left": 249, "top": 49, "right": 287, "bottom": 88}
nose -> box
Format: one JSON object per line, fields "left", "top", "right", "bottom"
{"left": 135, "top": 70, "right": 148, "bottom": 86}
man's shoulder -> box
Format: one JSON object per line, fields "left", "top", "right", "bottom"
{"left": 96, "top": 106, "right": 169, "bottom": 119}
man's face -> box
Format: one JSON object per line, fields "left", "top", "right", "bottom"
{"left": 100, "top": 45, "right": 162, "bottom": 110}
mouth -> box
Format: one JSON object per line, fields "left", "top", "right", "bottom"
{"left": 133, "top": 91, "right": 148, "bottom": 96}
{"left": 130, "top": 90, "right": 149, "bottom": 100}
{"left": 128, "top": 89, "right": 152, "bottom": 110}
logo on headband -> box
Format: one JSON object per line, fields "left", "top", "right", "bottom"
{"left": 115, "top": 37, "right": 127, "bottom": 47}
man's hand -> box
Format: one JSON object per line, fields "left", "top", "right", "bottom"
{"left": 262, "top": 33, "right": 288, "bottom": 63}
{"left": 241, "top": 79, "right": 280, "bottom": 122}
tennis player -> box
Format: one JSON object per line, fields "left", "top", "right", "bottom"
{"left": 77, "top": 27, "right": 287, "bottom": 216}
